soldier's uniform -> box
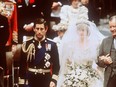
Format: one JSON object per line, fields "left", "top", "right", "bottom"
{"left": 19, "top": 37, "right": 60, "bottom": 87}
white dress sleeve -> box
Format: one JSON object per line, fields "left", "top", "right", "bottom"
{"left": 77, "top": 6, "right": 89, "bottom": 20}
{"left": 60, "top": 5, "right": 69, "bottom": 25}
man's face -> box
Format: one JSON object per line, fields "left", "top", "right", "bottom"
{"left": 33, "top": 24, "right": 48, "bottom": 40}
{"left": 109, "top": 19, "right": 116, "bottom": 37}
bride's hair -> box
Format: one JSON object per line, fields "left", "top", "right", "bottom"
{"left": 76, "top": 19, "right": 90, "bottom": 25}
{"left": 76, "top": 23, "right": 90, "bottom": 36}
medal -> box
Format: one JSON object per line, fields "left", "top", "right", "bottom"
{"left": 38, "top": 42, "right": 42, "bottom": 49}
{"left": 45, "top": 44, "right": 51, "bottom": 51}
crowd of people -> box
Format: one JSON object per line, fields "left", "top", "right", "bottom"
{"left": 0, "top": 0, "right": 116, "bottom": 87}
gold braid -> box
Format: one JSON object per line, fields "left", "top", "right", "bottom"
{"left": 22, "top": 42, "right": 35, "bottom": 62}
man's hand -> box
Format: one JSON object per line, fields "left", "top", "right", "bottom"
{"left": 49, "top": 81, "right": 56, "bottom": 87}
{"left": 99, "top": 54, "right": 112, "bottom": 65}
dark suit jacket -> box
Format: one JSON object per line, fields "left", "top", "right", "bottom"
{"left": 0, "top": 14, "right": 9, "bottom": 66}
{"left": 97, "top": 36, "right": 116, "bottom": 87}
{"left": 0, "top": 14, "right": 9, "bottom": 87}
{"left": 0, "top": 67, "right": 4, "bottom": 87}
{"left": 0, "top": 14, "right": 9, "bottom": 46}
{"left": 83, "top": 2, "right": 100, "bottom": 25}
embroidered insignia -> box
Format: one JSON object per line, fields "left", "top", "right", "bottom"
{"left": 45, "top": 53, "right": 51, "bottom": 60}
{"left": 45, "top": 61, "right": 50, "bottom": 68}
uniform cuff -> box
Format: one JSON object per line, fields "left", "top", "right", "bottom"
{"left": 51, "top": 74, "right": 58, "bottom": 84}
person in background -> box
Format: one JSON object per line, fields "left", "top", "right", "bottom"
{"left": 0, "top": 1, "right": 18, "bottom": 86}
{"left": 4, "top": 0, "right": 18, "bottom": 46}
{"left": 97, "top": 15, "right": 116, "bottom": 87}
{"left": 0, "top": 2, "right": 9, "bottom": 86}
{"left": 52, "top": 23, "right": 67, "bottom": 53}
{"left": 0, "top": 67, "right": 4, "bottom": 87}
{"left": 60, "top": 0, "right": 88, "bottom": 26}
{"left": 81, "top": 0, "right": 100, "bottom": 25}
{"left": 15, "top": 0, "right": 62, "bottom": 44}
{"left": 19, "top": 18, "right": 60, "bottom": 87}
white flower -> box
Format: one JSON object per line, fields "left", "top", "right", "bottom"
{"left": 62, "top": 63, "right": 100, "bottom": 87}
{"left": 67, "top": 80, "right": 73, "bottom": 86}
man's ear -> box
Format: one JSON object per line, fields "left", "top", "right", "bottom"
{"left": 45, "top": 26, "right": 48, "bottom": 31}
{"left": 33, "top": 27, "right": 35, "bottom": 32}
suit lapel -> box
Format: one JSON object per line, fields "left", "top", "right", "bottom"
{"left": 106, "top": 36, "right": 114, "bottom": 54}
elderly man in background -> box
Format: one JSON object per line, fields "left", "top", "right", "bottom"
{"left": 97, "top": 15, "right": 116, "bottom": 87}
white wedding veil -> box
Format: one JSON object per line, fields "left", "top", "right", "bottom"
{"left": 57, "top": 20, "right": 105, "bottom": 87}
{"left": 59, "top": 20, "right": 105, "bottom": 65}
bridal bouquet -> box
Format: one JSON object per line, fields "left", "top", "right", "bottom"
{"left": 62, "top": 63, "right": 100, "bottom": 87}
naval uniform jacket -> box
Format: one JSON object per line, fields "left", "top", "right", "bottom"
{"left": 19, "top": 37, "right": 60, "bottom": 84}
{"left": 97, "top": 36, "right": 116, "bottom": 87}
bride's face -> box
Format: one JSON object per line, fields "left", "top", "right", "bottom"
{"left": 71, "top": 0, "right": 80, "bottom": 8}
{"left": 78, "top": 28, "right": 87, "bottom": 37}
{"left": 77, "top": 25, "right": 89, "bottom": 39}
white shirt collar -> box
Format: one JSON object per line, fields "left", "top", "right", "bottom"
{"left": 114, "top": 38, "right": 116, "bottom": 49}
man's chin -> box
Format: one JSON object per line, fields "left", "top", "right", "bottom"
{"left": 37, "top": 36, "right": 43, "bottom": 41}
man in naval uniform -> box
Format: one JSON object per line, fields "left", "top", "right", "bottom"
{"left": 19, "top": 18, "right": 60, "bottom": 87}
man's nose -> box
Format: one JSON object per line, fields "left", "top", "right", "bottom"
{"left": 36, "top": 29, "right": 42, "bottom": 34}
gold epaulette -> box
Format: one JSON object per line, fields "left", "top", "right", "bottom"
{"left": 22, "top": 39, "right": 35, "bottom": 62}
{"left": 23, "top": 36, "right": 34, "bottom": 42}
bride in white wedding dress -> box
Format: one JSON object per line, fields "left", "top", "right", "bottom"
{"left": 57, "top": 20, "right": 105, "bottom": 87}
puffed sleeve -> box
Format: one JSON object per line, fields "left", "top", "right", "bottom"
{"left": 77, "top": 6, "right": 89, "bottom": 20}
{"left": 60, "top": 5, "right": 69, "bottom": 25}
